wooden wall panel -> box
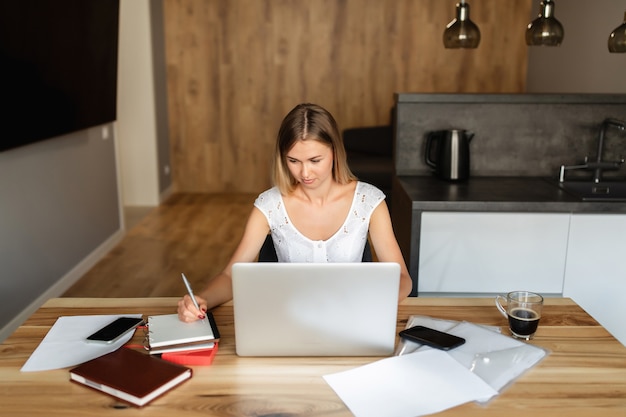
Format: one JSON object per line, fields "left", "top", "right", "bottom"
{"left": 163, "top": 0, "right": 532, "bottom": 193}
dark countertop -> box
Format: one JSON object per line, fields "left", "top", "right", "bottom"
{"left": 395, "top": 176, "right": 626, "bottom": 213}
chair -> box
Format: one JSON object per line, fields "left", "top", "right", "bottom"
{"left": 343, "top": 124, "right": 394, "bottom": 208}
{"left": 258, "top": 234, "right": 373, "bottom": 262}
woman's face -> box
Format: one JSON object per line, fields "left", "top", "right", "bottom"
{"left": 285, "top": 139, "right": 334, "bottom": 189}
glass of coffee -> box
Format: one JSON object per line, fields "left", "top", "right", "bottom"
{"left": 495, "top": 291, "right": 543, "bottom": 340}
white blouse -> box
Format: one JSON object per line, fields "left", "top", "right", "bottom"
{"left": 254, "top": 181, "right": 385, "bottom": 262}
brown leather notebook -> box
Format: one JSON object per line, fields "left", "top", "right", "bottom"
{"left": 69, "top": 347, "right": 191, "bottom": 407}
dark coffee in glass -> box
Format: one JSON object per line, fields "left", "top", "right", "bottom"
{"left": 496, "top": 291, "right": 544, "bottom": 340}
{"left": 507, "top": 307, "right": 540, "bottom": 338}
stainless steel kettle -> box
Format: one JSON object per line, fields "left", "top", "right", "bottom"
{"left": 425, "top": 129, "right": 474, "bottom": 181}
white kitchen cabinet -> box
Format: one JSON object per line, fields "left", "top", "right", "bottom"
{"left": 563, "top": 214, "right": 626, "bottom": 346}
{"left": 418, "top": 212, "right": 570, "bottom": 295}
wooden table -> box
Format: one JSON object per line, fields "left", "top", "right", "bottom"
{"left": 1, "top": 297, "right": 625, "bottom": 416}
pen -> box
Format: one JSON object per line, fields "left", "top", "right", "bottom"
{"left": 181, "top": 273, "right": 205, "bottom": 321}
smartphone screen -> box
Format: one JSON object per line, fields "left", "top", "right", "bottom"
{"left": 399, "top": 325, "right": 466, "bottom": 351}
{"left": 86, "top": 317, "right": 144, "bottom": 344}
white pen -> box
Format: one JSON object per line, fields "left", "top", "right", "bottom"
{"left": 181, "top": 273, "right": 206, "bottom": 321}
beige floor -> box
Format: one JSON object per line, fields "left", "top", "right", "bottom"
{"left": 63, "top": 193, "right": 256, "bottom": 298}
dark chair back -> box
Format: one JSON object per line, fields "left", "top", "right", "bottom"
{"left": 258, "top": 234, "right": 279, "bottom": 262}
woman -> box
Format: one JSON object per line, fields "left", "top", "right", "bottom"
{"left": 178, "top": 103, "right": 412, "bottom": 322}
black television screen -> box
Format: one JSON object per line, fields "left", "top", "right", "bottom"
{"left": 0, "top": 0, "right": 119, "bottom": 152}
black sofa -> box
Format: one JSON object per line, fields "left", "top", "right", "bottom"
{"left": 343, "top": 125, "right": 394, "bottom": 206}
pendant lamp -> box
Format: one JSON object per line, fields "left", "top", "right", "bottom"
{"left": 443, "top": 0, "right": 481, "bottom": 49}
{"left": 608, "top": 12, "right": 626, "bottom": 53}
{"left": 526, "top": 0, "right": 564, "bottom": 46}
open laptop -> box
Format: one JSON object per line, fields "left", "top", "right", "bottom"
{"left": 231, "top": 262, "right": 400, "bottom": 357}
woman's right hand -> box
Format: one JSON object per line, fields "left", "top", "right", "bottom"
{"left": 177, "top": 294, "right": 208, "bottom": 323}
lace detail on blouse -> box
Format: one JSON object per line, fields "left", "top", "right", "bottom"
{"left": 254, "top": 181, "right": 385, "bottom": 262}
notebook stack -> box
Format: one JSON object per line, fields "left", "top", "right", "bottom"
{"left": 146, "top": 313, "right": 220, "bottom": 365}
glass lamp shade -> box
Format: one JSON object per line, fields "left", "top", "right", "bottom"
{"left": 526, "top": 0, "right": 564, "bottom": 46}
{"left": 608, "top": 12, "right": 626, "bottom": 53}
{"left": 443, "top": 1, "right": 481, "bottom": 49}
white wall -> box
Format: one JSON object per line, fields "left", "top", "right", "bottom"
{"left": 117, "top": 0, "right": 161, "bottom": 206}
{"left": 0, "top": 125, "right": 123, "bottom": 343}
{"left": 526, "top": 0, "right": 626, "bottom": 93}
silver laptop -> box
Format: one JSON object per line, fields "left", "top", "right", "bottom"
{"left": 231, "top": 262, "right": 400, "bottom": 357}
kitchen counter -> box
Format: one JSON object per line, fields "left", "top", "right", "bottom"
{"left": 393, "top": 175, "right": 626, "bottom": 212}
{"left": 391, "top": 175, "right": 626, "bottom": 296}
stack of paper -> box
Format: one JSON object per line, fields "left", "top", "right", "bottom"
{"left": 21, "top": 314, "right": 143, "bottom": 372}
{"left": 324, "top": 349, "right": 498, "bottom": 417}
{"left": 442, "top": 321, "right": 548, "bottom": 393}
{"left": 324, "top": 317, "right": 548, "bottom": 417}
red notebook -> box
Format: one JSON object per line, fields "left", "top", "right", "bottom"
{"left": 69, "top": 348, "right": 191, "bottom": 407}
{"left": 162, "top": 343, "right": 219, "bottom": 366}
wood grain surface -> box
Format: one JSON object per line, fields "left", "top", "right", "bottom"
{"left": 63, "top": 193, "right": 256, "bottom": 298}
{"left": 1, "top": 297, "right": 625, "bottom": 416}
{"left": 162, "top": 0, "right": 532, "bottom": 193}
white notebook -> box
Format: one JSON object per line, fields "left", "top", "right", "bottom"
{"left": 146, "top": 313, "right": 220, "bottom": 354}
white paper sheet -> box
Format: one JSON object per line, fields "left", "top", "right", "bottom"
{"left": 323, "top": 349, "right": 498, "bottom": 417}
{"left": 21, "top": 314, "right": 143, "bottom": 372}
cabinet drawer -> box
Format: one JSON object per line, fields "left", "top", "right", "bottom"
{"left": 418, "top": 212, "right": 570, "bottom": 295}
{"left": 563, "top": 214, "right": 626, "bottom": 346}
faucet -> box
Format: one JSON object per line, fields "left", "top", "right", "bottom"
{"left": 559, "top": 118, "right": 626, "bottom": 183}
{"left": 592, "top": 118, "right": 626, "bottom": 182}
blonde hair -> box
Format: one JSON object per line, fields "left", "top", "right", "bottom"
{"left": 272, "top": 103, "right": 356, "bottom": 194}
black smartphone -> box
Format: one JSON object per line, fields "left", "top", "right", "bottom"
{"left": 86, "top": 317, "right": 144, "bottom": 344}
{"left": 399, "top": 325, "right": 466, "bottom": 351}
